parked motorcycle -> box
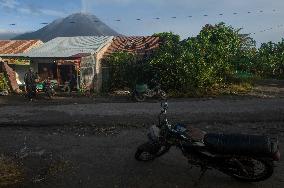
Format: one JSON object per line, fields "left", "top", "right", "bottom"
{"left": 42, "top": 78, "right": 56, "bottom": 99}
{"left": 61, "top": 81, "right": 71, "bottom": 93}
{"left": 133, "top": 81, "right": 166, "bottom": 102}
{"left": 135, "top": 100, "right": 280, "bottom": 182}
{"left": 0, "top": 90, "right": 8, "bottom": 96}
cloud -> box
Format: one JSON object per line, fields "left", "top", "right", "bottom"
{"left": 0, "top": 0, "right": 19, "bottom": 9}
{"left": 16, "top": 7, "right": 66, "bottom": 17}
{"left": 81, "top": 0, "right": 136, "bottom": 12}
{"left": 81, "top": 0, "right": 91, "bottom": 13}
{"left": 0, "top": 0, "right": 66, "bottom": 17}
{"left": 0, "top": 29, "right": 23, "bottom": 39}
{"left": 40, "top": 9, "right": 67, "bottom": 17}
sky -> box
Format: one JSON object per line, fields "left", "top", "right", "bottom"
{"left": 0, "top": 0, "right": 284, "bottom": 45}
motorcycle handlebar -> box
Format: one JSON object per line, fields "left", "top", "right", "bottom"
{"left": 158, "top": 99, "right": 169, "bottom": 127}
{"left": 160, "top": 100, "right": 168, "bottom": 112}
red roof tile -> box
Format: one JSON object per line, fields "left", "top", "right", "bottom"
{"left": 0, "top": 40, "right": 43, "bottom": 55}
{"left": 104, "top": 36, "right": 160, "bottom": 58}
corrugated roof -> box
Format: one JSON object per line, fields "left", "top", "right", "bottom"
{"left": 0, "top": 40, "right": 43, "bottom": 55}
{"left": 25, "top": 36, "right": 114, "bottom": 58}
{"left": 104, "top": 36, "right": 160, "bottom": 57}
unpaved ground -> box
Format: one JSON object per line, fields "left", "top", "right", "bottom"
{"left": 0, "top": 80, "right": 283, "bottom": 188}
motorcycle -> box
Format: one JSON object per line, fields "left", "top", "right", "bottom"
{"left": 133, "top": 80, "right": 167, "bottom": 102}
{"left": 135, "top": 100, "right": 280, "bottom": 182}
{"left": 42, "top": 78, "right": 56, "bottom": 99}
{"left": 0, "top": 90, "right": 8, "bottom": 96}
{"left": 61, "top": 81, "right": 71, "bottom": 93}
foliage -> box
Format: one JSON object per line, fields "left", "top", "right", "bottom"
{"left": 149, "top": 23, "right": 256, "bottom": 92}
{"left": 0, "top": 73, "right": 9, "bottom": 92}
{"left": 255, "top": 40, "right": 284, "bottom": 78}
{"left": 150, "top": 32, "right": 184, "bottom": 90}
{"left": 167, "top": 83, "right": 252, "bottom": 98}
{"left": 0, "top": 155, "right": 24, "bottom": 186}
{"left": 105, "top": 22, "right": 283, "bottom": 96}
{"left": 105, "top": 52, "right": 151, "bottom": 90}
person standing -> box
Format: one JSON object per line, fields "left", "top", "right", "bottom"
{"left": 24, "top": 68, "right": 37, "bottom": 101}
{"left": 69, "top": 70, "right": 76, "bottom": 93}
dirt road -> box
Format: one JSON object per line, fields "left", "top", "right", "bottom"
{"left": 0, "top": 95, "right": 283, "bottom": 188}
{"left": 0, "top": 96, "right": 284, "bottom": 126}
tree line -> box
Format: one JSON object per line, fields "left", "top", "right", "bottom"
{"left": 106, "top": 22, "right": 284, "bottom": 95}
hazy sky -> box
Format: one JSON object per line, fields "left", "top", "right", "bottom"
{"left": 0, "top": 0, "right": 284, "bottom": 45}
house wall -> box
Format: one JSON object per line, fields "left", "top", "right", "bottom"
{"left": 0, "top": 59, "right": 30, "bottom": 86}
{"left": 30, "top": 58, "right": 55, "bottom": 73}
{"left": 81, "top": 55, "right": 96, "bottom": 91}
{"left": 0, "top": 60, "right": 3, "bottom": 73}
{"left": 2, "top": 64, "right": 29, "bottom": 86}
{"left": 15, "top": 65, "right": 29, "bottom": 85}
{"left": 95, "top": 41, "right": 113, "bottom": 92}
{"left": 1, "top": 62, "right": 20, "bottom": 93}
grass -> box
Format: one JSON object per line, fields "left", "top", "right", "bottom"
{"left": 48, "top": 160, "right": 73, "bottom": 177}
{"left": 221, "top": 83, "right": 253, "bottom": 95}
{"left": 0, "top": 155, "right": 24, "bottom": 187}
{"left": 0, "top": 73, "right": 9, "bottom": 92}
{"left": 167, "top": 82, "right": 253, "bottom": 98}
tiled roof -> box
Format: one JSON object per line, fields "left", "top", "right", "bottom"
{"left": 104, "top": 36, "right": 160, "bottom": 57}
{"left": 0, "top": 40, "right": 43, "bottom": 55}
{"left": 24, "top": 36, "right": 114, "bottom": 58}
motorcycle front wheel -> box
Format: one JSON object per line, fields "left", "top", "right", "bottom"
{"left": 159, "top": 90, "right": 167, "bottom": 100}
{"left": 135, "top": 142, "right": 170, "bottom": 161}
{"left": 222, "top": 158, "right": 274, "bottom": 182}
{"left": 46, "top": 91, "right": 52, "bottom": 99}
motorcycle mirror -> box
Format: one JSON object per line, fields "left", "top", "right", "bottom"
{"left": 163, "top": 102, "right": 168, "bottom": 110}
{"left": 160, "top": 100, "right": 168, "bottom": 111}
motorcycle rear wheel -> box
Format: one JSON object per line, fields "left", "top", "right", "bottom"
{"left": 134, "top": 93, "right": 146, "bottom": 102}
{"left": 222, "top": 158, "right": 274, "bottom": 182}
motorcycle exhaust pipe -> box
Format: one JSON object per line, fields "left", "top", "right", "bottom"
{"left": 273, "top": 150, "right": 281, "bottom": 161}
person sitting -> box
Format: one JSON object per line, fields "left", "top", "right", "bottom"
{"left": 69, "top": 71, "right": 76, "bottom": 92}
{"left": 40, "top": 67, "right": 49, "bottom": 82}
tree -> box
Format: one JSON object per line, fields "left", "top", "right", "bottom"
{"left": 149, "top": 32, "right": 184, "bottom": 90}
{"left": 149, "top": 23, "right": 256, "bottom": 92}
{"left": 256, "top": 39, "right": 284, "bottom": 78}
{"left": 105, "top": 23, "right": 283, "bottom": 95}
{"left": 105, "top": 52, "right": 136, "bottom": 90}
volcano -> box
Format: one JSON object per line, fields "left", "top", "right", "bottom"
{"left": 13, "top": 13, "right": 120, "bottom": 42}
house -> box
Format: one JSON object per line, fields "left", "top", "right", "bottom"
{"left": 1, "top": 36, "right": 161, "bottom": 93}
{"left": 101, "top": 36, "right": 160, "bottom": 91}
{"left": 20, "top": 36, "right": 114, "bottom": 92}
{"left": 0, "top": 57, "right": 3, "bottom": 72}
{"left": 0, "top": 40, "right": 43, "bottom": 92}
{"left": 103, "top": 36, "right": 160, "bottom": 57}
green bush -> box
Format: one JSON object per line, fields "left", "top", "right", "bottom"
{"left": 0, "top": 73, "right": 9, "bottom": 92}
{"left": 148, "top": 23, "right": 256, "bottom": 92}
{"left": 105, "top": 52, "right": 152, "bottom": 90}
{"left": 105, "top": 22, "right": 284, "bottom": 96}
{"left": 255, "top": 40, "right": 284, "bottom": 79}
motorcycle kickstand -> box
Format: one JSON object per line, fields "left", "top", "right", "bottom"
{"left": 194, "top": 167, "right": 208, "bottom": 186}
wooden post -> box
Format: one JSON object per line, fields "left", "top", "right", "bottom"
{"left": 56, "top": 62, "right": 60, "bottom": 85}
{"left": 77, "top": 61, "right": 80, "bottom": 90}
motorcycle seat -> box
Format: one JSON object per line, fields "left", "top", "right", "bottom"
{"left": 185, "top": 126, "right": 206, "bottom": 142}
{"left": 204, "top": 133, "right": 278, "bottom": 156}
